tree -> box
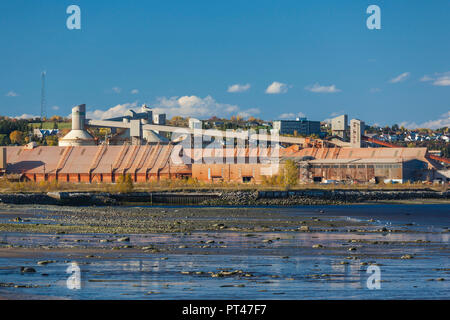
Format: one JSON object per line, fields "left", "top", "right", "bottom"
{"left": 116, "top": 174, "right": 134, "bottom": 193}
{"left": 45, "top": 135, "right": 58, "bottom": 146}
{"left": 283, "top": 159, "right": 299, "bottom": 186}
{"left": 9, "top": 130, "right": 24, "bottom": 145}
{"left": 0, "top": 134, "right": 10, "bottom": 145}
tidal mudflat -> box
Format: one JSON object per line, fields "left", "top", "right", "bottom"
{"left": 0, "top": 203, "right": 448, "bottom": 299}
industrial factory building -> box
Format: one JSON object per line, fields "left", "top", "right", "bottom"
{"left": 1, "top": 144, "right": 444, "bottom": 184}
{"left": 273, "top": 118, "right": 321, "bottom": 136}
{"left": 0, "top": 104, "right": 448, "bottom": 185}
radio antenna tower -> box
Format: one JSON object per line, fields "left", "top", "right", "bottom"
{"left": 40, "top": 71, "right": 46, "bottom": 120}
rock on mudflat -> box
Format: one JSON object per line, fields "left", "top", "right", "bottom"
{"left": 20, "top": 267, "right": 36, "bottom": 273}
{"left": 117, "top": 237, "right": 130, "bottom": 242}
{"left": 312, "top": 244, "right": 324, "bottom": 249}
{"left": 401, "top": 254, "right": 414, "bottom": 259}
{"left": 37, "top": 260, "right": 56, "bottom": 265}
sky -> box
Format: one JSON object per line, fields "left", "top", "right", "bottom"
{"left": 0, "top": 0, "right": 449, "bottom": 128}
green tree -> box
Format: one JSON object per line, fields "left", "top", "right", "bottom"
{"left": 116, "top": 174, "right": 134, "bottom": 193}
{"left": 283, "top": 159, "right": 299, "bottom": 186}
{"left": 45, "top": 135, "right": 58, "bottom": 146}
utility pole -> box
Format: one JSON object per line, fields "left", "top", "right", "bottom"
{"left": 40, "top": 71, "right": 46, "bottom": 122}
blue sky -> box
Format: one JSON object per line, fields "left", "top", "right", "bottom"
{"left": 0, "top": 0, "right": 449, "bottom": 128}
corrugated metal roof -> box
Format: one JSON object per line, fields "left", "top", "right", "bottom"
{"left": 4, "top": 145, "right": 433, "bottom": 175}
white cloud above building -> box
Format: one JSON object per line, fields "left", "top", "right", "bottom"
{"left": 265, "top": 81, "right": 289, "bottom": 94}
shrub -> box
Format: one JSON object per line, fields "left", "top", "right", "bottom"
{"left": 115, "top": 174, "right": 134, "bottom": 193}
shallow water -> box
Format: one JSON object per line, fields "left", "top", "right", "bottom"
{"left": 0, "top": 204, "right": 448, "bottom": 299}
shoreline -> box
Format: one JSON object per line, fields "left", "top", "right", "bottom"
{"left": 0, "top": 189, "right": 448, "bottom": 206}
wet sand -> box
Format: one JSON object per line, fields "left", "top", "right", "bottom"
{"left": 0, "top": 203, "right": 448, "bottom": 299}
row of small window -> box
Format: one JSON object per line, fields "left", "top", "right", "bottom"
{"left": 311, "top": 164, "right": 401, "bottom": 169}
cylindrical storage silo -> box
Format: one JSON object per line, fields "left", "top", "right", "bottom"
{"left": 72, "top": 104, "right": 86, "bottom": 130}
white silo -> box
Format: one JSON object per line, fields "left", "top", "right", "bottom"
{"left": 59, "top": 104, "right": 96, "bottom": 146}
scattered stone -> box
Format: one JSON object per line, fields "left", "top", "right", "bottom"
{"left": 20, "top": 267, "right": 36, "bottom": 273}
{"left": 401, "top": 254, "right": 414, "bottom": 259}
{"left": 312, "top": 244, "right": 324, "bottom": 249}
{"left": 117, "top": 237, "right": 130, "bottom": 242}
{"left": 299, "top": 226, "right": 309, "bottom": 232}
{"left": 37, "top": 260, "right": 56, "bottom": 265}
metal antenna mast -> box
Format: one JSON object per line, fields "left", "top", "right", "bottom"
{"left": 40, "top": 71, "right": 46, "bottom": 120}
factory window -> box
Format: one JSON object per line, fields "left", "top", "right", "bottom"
{"left": 384, "top": 164, "right": 392, "bottom": 168}
{"left": 349, "top": 165, "right": 356, "bottom": 168}
{"left": 357, "top": 165, "right": 365, "bottom": 168}
{"left": 322, "top": 165, "right": 330, "bottom": 168}
{"left": 375, "top": 165, "right": 384, "bottom": 168}
{"left": 340, "top": 165, "right": 347, "bottom": 168}
{"left": 367, "top": 165, "right": 374, "bottom": 168}
{"left": 242, "top": 176, "right": 252, "bottom": 183}
{"left": 332, "top": 165, "right": 339, "bottom": 168}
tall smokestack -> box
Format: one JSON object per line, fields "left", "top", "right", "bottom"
{"left": 72, "top": 104, "right": 86, "bottom": 130}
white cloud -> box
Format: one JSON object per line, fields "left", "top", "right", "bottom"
{"left": 153, "top": 95, "right": 240, "bottom": 118}
{"left": 389, "top": 72, "right": 410, "bottom": 83}
{"left": 420, "top": 72, "right": 450, "bottom": 87}
{"left": 433, "top": 76, "right": 450, "bottom": 87}
{"left": 5, "top": 91, "right": 19, "bottom": 97}
{"left": 265, "top": 81, "right": 289, "bottom": 94}
{"left": 14, "top": 114, "right": 38, "bottom": 119}
{"left": 238, "top": 108, "right": 260, "bottom": 118}
{"left": 131, "top": 89, "right": 139, "bottom": 94}
{"left": 399, "top": 111, "right": 450, "bottom": 129}
{"left": 52, "top": 106, "right": 59, "bottom": 111}
{"left": 227, "top": 83, "right": 251, "bottom": 93}
{"left": 278, "top": 112, "right": 306, "bottom": 119}
{"left": 305, "top": 83, "right": 341, "bottom": 93}
{"left": 86, "top": 102, "right": 139, "bottom": 120}
{"left": 112, "top": 87, "right": 122, "bottom": 94}
{"left": 86, "top": 95, "right": 250, "bottom": 120}
{"left": 370, "top": 88, "right": 381, "bottom": 93}
{"left": 420, "top": 75, "right": 433, "bottom": 82}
